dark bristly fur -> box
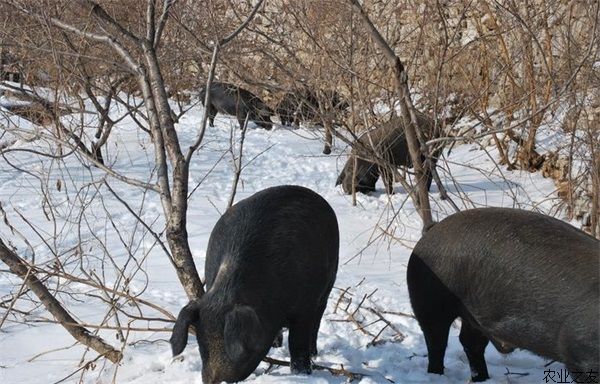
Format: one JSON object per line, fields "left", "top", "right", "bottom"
{"left": 199, "top": 82, "right": 274, "bottom": 130}
{"left": 170, "top": 185, "right": 339, "bottom": 384}
{"left": 276, "top": 89, "right": 347, "bottom": 127}
{"left": 407, "top": 207, "right": 599, "bottom": 382}
{"left": 336, "top": 113, "right": 435, "bottom": 195}
{"left": 276, "top": 90, "right": 319, "bottom": 127}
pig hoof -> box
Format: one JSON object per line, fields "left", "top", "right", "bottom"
{"left": 427, "top": 367, "right": 444, "bottom": 375}
{"left": 472, "top": 373, "right": 490, "bottom": 382}
{"left": 290, "top": 358, "right": 312, "bottom": 375}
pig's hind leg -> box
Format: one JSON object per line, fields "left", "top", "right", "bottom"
{"left": 309, "top": 295, "right": 330, "bottom": 357}
{"left": 407, "top": 256, "right": 458, "bottom": 376}
{"left": 288, "top": 313, "right": 316, "bottom": 375}
{"left": 459, "top": 318, "right": 490, "bottom": 382}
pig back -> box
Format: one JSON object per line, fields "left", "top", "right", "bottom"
{"left": 205, "top": 185, "right": 339, "bottom": 307}
{"left": 411, "top": 207, "right": 599, "bottom": 360}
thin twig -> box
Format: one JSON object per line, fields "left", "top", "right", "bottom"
{"left": 262, "top": 356, "right": 366, "bottom": 381}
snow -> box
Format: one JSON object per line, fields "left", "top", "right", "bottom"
{"left": 0, "top": 101, "right": 570, "bottom": 384}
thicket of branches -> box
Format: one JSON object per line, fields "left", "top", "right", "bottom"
{"left": 0, "top": 0, "right": 598, "bottom": 381}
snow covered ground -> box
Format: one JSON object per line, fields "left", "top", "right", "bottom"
{"left": 0, "top": 101, "right": 570, "bottom": 384}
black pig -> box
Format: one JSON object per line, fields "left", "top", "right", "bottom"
{"left": 336, "top": 113, "right": 434, "bottom": 195}
{"left": 277, "top": 89, "right": 347, "bottom": 154}
{"left": 276, "top": 89, "right": 347, "bottom": 127}
{"left": 170, "top": 185, "right": 339, "bottom": 383}
{"left": 276, "top": 90, "right": 319, "bottom": 127}
{"left": 200, "top": 82, "right": 274, "bottom": 130}
{"left": 407, "top": 207, "right": 599, "bottom": 382}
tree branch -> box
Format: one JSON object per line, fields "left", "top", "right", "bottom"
{"left": 77, "top": 0, "right": 143, "bottom": 44}
{"left": 186, "top": 0, "right": 264, "bottom": 162}
{"left": 262, "top": 356, "right": 366, "bottom": 381}
{"left": 220, "top": 0, "right": 265, "bottom": 46}
{"left": 349, "top": 0, "right": 435, "bottom": 229}
{"left": 0, "top": 239, "right": 122, "bottom": 363}
{"left": 154, "top": 0, "right": 176, "bottom": 48}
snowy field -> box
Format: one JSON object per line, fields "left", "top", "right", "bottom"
{"left": 0, "top": 100, "right": 570, "bottom": 384}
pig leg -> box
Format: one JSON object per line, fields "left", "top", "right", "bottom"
{"left": 425, "top": 164, "right": 434, "bottom": 192}
{"left": 309, "top": 299, "right": 329, "bottom": 357}
{"left": 206, "top": 103, "right": 217, "bottom": 127}
{"left": 408, "top": 257, "right": 457, "bottom": 375}
{"left": 237, "top": 113, "right": 248, "bottom": 130}
{"left": 420, "top": 315, "right": 454, "bottom": 375}
{"left": 560, "top": 317, "right": 599, "bottom": 379}
{"left": 459, "top": 320, "right": 490, "bottom": 382}
{"left": 292, "top": 104, "right": 301, "bottom": 127}
{"left": 288, "top": 315, "right": 313, "bottom": 374}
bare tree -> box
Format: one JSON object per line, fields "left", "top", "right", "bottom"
{"left": 0, "top": 0, "right": 266, "bottom": 374}
{"left": 348, "top": 0, "right": 434, "bottom": 229}
{"left": 1, "top": 0, "right": 598, "bottom": 380}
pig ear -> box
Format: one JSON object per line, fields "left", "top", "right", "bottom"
{"left": 223, "top": 305, "right": 264, "bottom": 361}
{"left": 170, "top": 300, "right": 201, "bottom": 357}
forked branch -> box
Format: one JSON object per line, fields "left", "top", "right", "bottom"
{"left": 0, "top": 239, "right": 122, "bottom": 363}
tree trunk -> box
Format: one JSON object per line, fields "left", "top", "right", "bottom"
{"left": 141, "top": 44, "right": 205, "bottom": 299}
{"left": 349, "top": 0, "right": 434, "bottom": 229}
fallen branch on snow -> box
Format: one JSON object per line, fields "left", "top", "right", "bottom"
{"left": 262, "top": 356, "right": 366, "bottom": 381}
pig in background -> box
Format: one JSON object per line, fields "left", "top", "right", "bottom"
{"left": 336, "top": 112, "right": 435, "bottom": 195}
{"left": 276, "top": 89, "right": 348, "bottom": 128}
{"left": 200, "top": 81, "right": 274, "bottom": 130}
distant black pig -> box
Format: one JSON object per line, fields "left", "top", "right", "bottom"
{"left": 407, "top": 207, "right": 599, "bottom": 382}
{"left": 276, "top": 90, "right": 319, "bottom": 127}
{"left": 200, "top": 81, "right": 274, "bottom": 130}
{"left": 336, "top": 113, "right": 434, "bottom": 195}
{"left": 170, "top": 185, "right": 339, "bottom": 383}
{"left": 276, "top": 89, "right": 347, "bottom": 127}
{"left": 276, "top": 88, "right": 347, "bottom": 154}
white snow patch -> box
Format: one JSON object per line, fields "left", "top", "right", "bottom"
{"left": 0, "top": 101, "right": 571, "bottom": 384}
